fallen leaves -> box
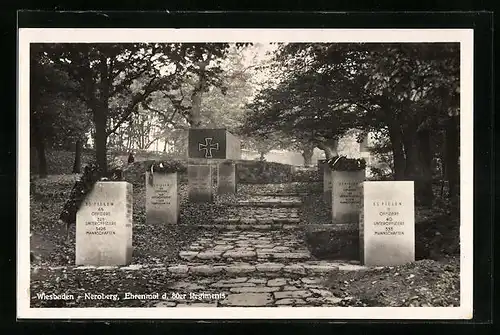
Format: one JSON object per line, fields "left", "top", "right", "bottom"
{"left": 325, "top": 258, "right": 460, "bottom": 307}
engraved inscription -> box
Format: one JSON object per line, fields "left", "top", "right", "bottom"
{"left": 371, "top": 203, "right": 405, "bottom": 236}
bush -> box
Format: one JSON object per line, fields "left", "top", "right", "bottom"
{"left": 33, "top": 149, "right": 323, "bottom": 184}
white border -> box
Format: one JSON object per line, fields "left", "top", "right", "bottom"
{"left": 18, "top": 28, "right": 474, "bottom": 320}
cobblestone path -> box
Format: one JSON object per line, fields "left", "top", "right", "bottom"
{"left": 150, "top": 193, "right": 350, "bottom": 307}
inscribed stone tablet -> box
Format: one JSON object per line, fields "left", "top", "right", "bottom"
{"left": 331, "top": 170, "right": 365, "bottom": 223}
{"left": 146, "top": 172, "right": 179, "bottom": 225}
{"left": 188, "top": 164, "right": 213, "bottom": 202}
{"left": 76, "top": 182, "right": 133, "bottom": 266}
{"left": 217, "top": 161, "right": 236, "bottom": 194}
{"left": 360, "top": 181, "right": 415, "bottom": 266}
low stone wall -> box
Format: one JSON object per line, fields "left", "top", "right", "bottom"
{"left": 124, "top": 159, "right": 321, "bottom": 185}
{"left": 235, "top": 160, "right": 292, "bottom": 184}
{"left": 290, "top": 167, "right": 321, "bottom": 183}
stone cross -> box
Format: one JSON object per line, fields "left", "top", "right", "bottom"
{"left": 198, "top": 137, "right": 219, "bottom": 159}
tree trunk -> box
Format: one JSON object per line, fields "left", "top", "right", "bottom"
{"left": 93, "top": 106, "right": 108, "bottom": 174}
{"left": 31, "top": 115, "right": 48, "bottom": 178}
{"left": 189, "top": 61, "right": 208, "bottom": 128}
{"left": 316, "top": 139, "right": 338, "bottom": 160}
{"left": 259, "top": 151, "right": 266, "bottom": 161}
{"left": 72, "top": 139, "right": 82, "bottom": 173}
{"left": 445, "top": 115, "right": 460, "bottom": 199}
{"left": 387, "top": 121, "right": 406, "bottom": 180}
{"left": 34, "top": 136, "right": 48, "bottom": 178}
{"left": 163, "top": 139, "right": 167, "bottom": 152}
{"left": 403, "top": 123, "right": 433, "bottom": 207}
{"left": 118, "top": 131, "right": 124, "bottom": 151}
{"left": 190, "top": 86, "right": 204, "bottom": 127}
{"left": 417, "top": 128, "right": 434, "bottom": 205}
{"left": 301, "top": 145, "right": 314, "bottom": 166}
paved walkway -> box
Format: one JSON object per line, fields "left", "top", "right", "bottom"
{"left": 151, "top": 192, "right": 351, "bottom": 307}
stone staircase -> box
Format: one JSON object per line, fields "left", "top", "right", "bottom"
{"left": 150, "top": 189, "right": 357, "bottom": 307}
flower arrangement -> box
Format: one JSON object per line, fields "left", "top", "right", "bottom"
{"left": 326, "top": 155, "right": 366, "bottom": 171}
{"left": 59, "top": 163, "right": 124, "bottom": 226}
{"left": 147, "top": 161, "right": 186, "bottom": 186}
{"left": 147, "top": 161, "right": 187, "bottom": 174}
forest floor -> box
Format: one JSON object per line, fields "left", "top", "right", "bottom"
{"left": 28, "top": 172, "right": 461, "bottom": 308}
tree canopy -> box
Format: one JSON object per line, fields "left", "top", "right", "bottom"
{"left": 240, "top": 42, "right": 460, "bottom": 204}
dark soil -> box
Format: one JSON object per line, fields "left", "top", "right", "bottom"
{"left": 324, "top": 257, "right": 460, "bottom": 307}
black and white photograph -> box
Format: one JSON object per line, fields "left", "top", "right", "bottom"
{"left": 18, "top": 28, "right": 473, "bottom": 319}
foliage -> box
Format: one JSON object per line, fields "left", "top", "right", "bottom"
{"left": 244, "top": 42, "right": 459, "bottom": 142}
{"left": 30, "top": 45, "right": 91, "bottom": 149}
{"left": 34, "top": 43, "right": 249, "bottom": 172}
{"left": 242, "top": 42, "right": 460, "bottom": 204}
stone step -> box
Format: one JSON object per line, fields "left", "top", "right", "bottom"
{"left": 139, "top": 223, "right": 356, "bottom": 231}
{"left": 179, "top": 249, "right": 312, "bottom": 263}
{"left": 178, "top": 230, "right": 312, "bottom": 263}
{"left": 229, "top": 201, "right": 302, "bottom": 208}
{"left": 36, "top": 260, "right": 371, "bottom": 277}
{"left": 184, "top": 224, "right": 304, "bottom": 231}
{"left": 212, "top": 217, "right": 301, "bottom": 225}
{"left": 248, "top": 193, "right": 308, "bottom": 197}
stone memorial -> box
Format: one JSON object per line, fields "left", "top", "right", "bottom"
{"left": 146, "top": 171, "right": 179, "bottom": 225}
{"left": 188, "top": 164, "right": 213, "bottom": 202}
{"left": 76, "top": 181, "right": 133, "bottom": 266}
{"left": 188, "top": 128, "right": 241, "bottom": 160}
{"left": 331, "top": 170, "right": 365, "bottom": 223}
{"left": 217, "top": 161, "right": 236, "bottom": 194}
{"left": 359, "top": 181, "right": 415, "bottom": 266}
{"left": 187, "top": 129, "right": 240, "bottom": 201}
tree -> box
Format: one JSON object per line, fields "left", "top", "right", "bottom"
{"left": 244, "top": 42, "right": 460, "bottom": 205}
{"left": 30, "top": 45, "right": 91, "bottom": 177}
{"left": 41, "top": 43, "right": 241, "bottom": 173}
{"left": 130, "top": 44, "right": 256, "bottom": 156}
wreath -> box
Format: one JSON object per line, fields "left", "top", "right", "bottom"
{"left": 326, "top": 155, "right": 366, "bottom": 171}
{"left": 147, "top": 161, "right": 186, "bottom": 186}
{"left": 59, "top": 163, "right": 124, "bottom": 225}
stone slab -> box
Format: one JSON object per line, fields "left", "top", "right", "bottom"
{"left": 146, "top": 171, "right": 179, "bottom": 225}
{"left": 188, "top": 164, "right": 213, "bottom": 202}
{"left": 360, "top": 181, "right": 415, "bottom": 266}
{"left": 76, "top": 182, "right": 133, "bottom": 266}
{"left": 331, "top": 170, "right": 365, "bottom": 223}
{"left": 217, "top": 161, "right": 237, "bottom": 194}
{"left": 323, "top": 165, "right": 333, "bottom": 203}
{"left": 188, "top": 128, "right": 241, "bottom": 159}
